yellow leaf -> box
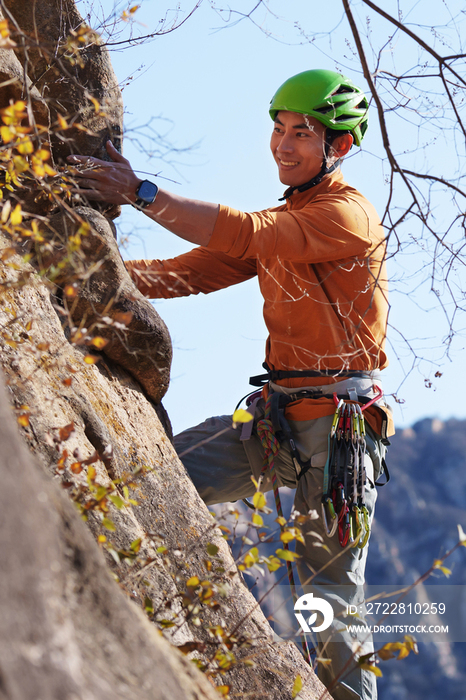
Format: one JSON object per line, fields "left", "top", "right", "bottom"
{"left": 90, "top": 336, "right": 108, "bottom": 349}
{"left": 217, "top": 686, "right": 230, "bottom": 697}
{"left": 186, "top": 576, "right": 200, "bottom": 588}
{"left": 44, "top": 163, "right": 57, "bottom": 176}
{"left": 13, "top": 155, "right": 29, "bottom": 172}
{"left": 35, "top": 149, "right": 51, "bottom": 161}
{"left": 252, "top": 512, "right": 263, "bottom": 527}
{"left": 433, "top": 559, "right": 451, "bottom": 577}
{"left": 316, "top": 657, "right": 332, "bottom": 666}
{"left": 276, "top": 548, "right": 300, "bottom": 561}
{"left": 64, "top": 284, "right": 78, "bottom": 298}
{"left": 129, "top": 5, "right": 140, "bottom": 13}
{"left": 252, "top": 491, "right": 266, "bottom": 509}
{"left": 84, "top": 354, "right": 100, "bottom": 365}
{"left": 16, "top": 138, "right": 33, "bottom": 155}
{"left": 275, "top": 515, "right": 287, "bottom": 527}
{"left": 88, "top": 96, "right": 101, "bottom": 113}
{"left": 280, "top": 530, "right": 295, "bottom": 544}
{"left": 0, "top": 19, "right": 10, "bottom": 37}
{"left": 359, "top": 663, "right": 382, "bottom": 677}
{"left": 265, "top": 556, "right": 281, "bottom": 572}
{"left": 0, "top": 125, "right": 14, "bottom": 143}
{"left": 98, "top": 534, "right": 106, "bottom": 543}
{"left": 292, "top": 674, "right": 303, "bottom": 699}
{"left": 404, "top": 635, "right": 418, "bottom": 654}
{"left": 17, "top": 413, "right": 30, "bottom": 427}
{"left": 232, "top": 408, "right": 253, "bottom": 427}
{"left": 57, "top": 114, "right": 68, "bottom": 130}
{"left": 10, "top": 203, "right": 22, "bottom": 225}
{"left": 31, "top": 161, "right": 46, "bottom": 177}
{"left": 458, "top": 523, "right": 466, "bottom": 546}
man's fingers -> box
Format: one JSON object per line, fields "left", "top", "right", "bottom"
{"left": 70, "top": 187, "right": 104, "bottom": 200}
{"left": 106, "top": 140, "right": 128, "bottom": 164}
{"left": 72, "top": 178, "right": 101, "bottom": 188}
{"left": 67, "top": 154, "right": 108, "bottom": 167}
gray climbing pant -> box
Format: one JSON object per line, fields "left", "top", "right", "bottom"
{"left": 174, "top": 378, "right": 386, "bottom": 700}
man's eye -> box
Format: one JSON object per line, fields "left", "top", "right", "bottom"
{"left": 297, "top": 131, "right": 310, "bottom": 138}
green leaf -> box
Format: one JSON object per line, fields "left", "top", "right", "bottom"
{"left": 109, "top": 494, "right": 125, "bottom": 509}
{"left": 206, "top": 543, "right": 219, "bottom": 557}
{"left": 95, "top": 486, "right": 109, "bottom": 501}
{"left": 158, "top": 619, "right": 176, "bottom": 628}
{"left": 130, "top": 537, "right": 142, "bottom": 553}
{"left": 292, "top": 674, "right": 303, "bottom": 698}
{"left": 144, "top": 596, "right": 154, "bottom": 614}
{"left": 102, "top": 517, "right": 116, "bottom": 531}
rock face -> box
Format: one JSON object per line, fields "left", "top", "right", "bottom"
{"left": 0, "top": 1, "right": 330, "bottom": 698}
{"left": 0, "top": 374, "right": 222, "bottom": 700}
{"left": 3, "top": 0, "right": 124, "bottom": 167}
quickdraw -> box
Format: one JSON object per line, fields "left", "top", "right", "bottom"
{"left": 321, "top": 387, "right": 382, "bottom": 548}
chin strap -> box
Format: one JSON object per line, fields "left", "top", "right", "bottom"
{"left": 278, "top": 158, "right": 341, "bottom": 202}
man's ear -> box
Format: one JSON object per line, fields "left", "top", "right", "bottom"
{"left": 330, "top": 133, "right": 354, "bottom": 159}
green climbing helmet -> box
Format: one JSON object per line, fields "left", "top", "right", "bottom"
{"left": 269, "top": 69, "right": 369, "bottom": 146}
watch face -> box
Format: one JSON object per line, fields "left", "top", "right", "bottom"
{"left": 137, "top": 180, "right": 158, "bottom": 202}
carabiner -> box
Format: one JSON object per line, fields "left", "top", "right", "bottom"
{"left": 322, "top": 495, "right": 338, "bottom": 537}
{"left": 350, "top": 504, "right": 362, "bottom": 547}
{"left": 358, "top": 505, "right": 371, "bottom": 548}
{"left": 360, "top": 385, "right": 383, "bottom": 412}
{"left": 338, "top": 503, "right": 351, "bottom": 547}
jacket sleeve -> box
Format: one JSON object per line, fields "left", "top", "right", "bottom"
{"left": 125, "top": 247, "right": 257, "bottom": 299}
{"left": 208, "top": 196, "right": 375, "bottom": 263}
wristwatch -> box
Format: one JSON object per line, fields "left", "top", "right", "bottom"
{"left": 134, "top": 179, "right": 158, "bottom": 209}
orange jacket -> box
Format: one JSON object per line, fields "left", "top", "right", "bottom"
{"left": 126, "top": 170, "right": 391, "bottom": 433}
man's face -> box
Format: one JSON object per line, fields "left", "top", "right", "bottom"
{"left": 270, "top": 111, "right": 327, "bottom": 187}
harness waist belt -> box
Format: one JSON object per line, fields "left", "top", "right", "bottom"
{"left": 249, "top": 362, "right": 378, "bottom": 387}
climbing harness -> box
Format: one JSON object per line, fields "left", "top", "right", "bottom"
{"left": 241, "top": 378, "right": 390, "bottom": 659}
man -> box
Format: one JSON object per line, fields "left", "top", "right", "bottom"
{"left": 69, "top": 69, "right": 393, "bottom": 700}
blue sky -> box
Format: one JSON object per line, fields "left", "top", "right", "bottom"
{"left": 84, "top": 0, "right": 466, "bottom": 434}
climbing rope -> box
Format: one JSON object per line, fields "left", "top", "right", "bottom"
{"left": 256, "top": 394, "right": 313, "bottom": 664}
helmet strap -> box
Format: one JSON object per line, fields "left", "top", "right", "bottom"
{"left": 278, "top": 157, "right": 340, "bottom": 202}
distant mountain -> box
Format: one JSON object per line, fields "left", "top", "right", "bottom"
{"left": 219, "top": 417, "right": 466, "bottom": 700}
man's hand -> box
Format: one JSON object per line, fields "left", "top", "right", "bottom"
{"left": 67, "top": 141, "right": 141, "bottom": 205}
{"left": 67, "top": 140, "right": 219, "bottom": 247}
